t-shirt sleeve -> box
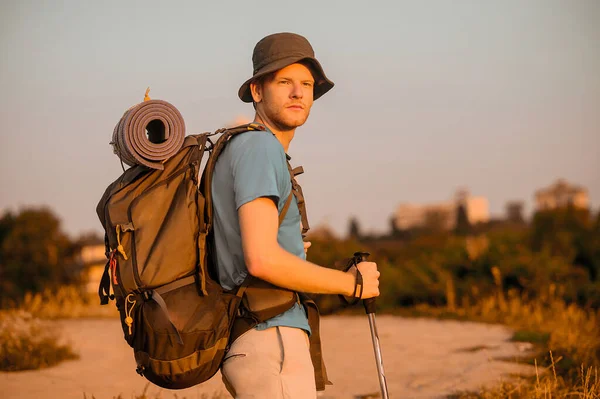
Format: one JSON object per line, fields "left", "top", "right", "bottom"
{"left": 231, "top": 133, "right": 288, "bottom": 210}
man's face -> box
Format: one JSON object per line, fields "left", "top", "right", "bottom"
{"left": 251, "top": 63, "right": 315, "bottom": 131}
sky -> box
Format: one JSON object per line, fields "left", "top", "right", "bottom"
{"left": 1, "top": 0, "right": 599, "bottom": 238}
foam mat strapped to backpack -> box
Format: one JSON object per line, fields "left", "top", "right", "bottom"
{"left": 111, "top": 99, "right": 186, "bottom": 170}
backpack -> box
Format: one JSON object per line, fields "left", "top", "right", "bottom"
{"left": 96, "top": 123, "right": 271, "bottom": 389}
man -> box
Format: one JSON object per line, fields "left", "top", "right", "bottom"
{"left": 211, "top": 32, "right": 380, "bottom": 398}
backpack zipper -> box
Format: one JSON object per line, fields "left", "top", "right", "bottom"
{"left": 115, "top": 225, "right": 129, "bottom": 260}
{"left": 124, "top": 293, "right": 137, "bottom": 336}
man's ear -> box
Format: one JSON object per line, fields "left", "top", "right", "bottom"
{"left": 250, "top": 80, "right": 262, "bottom": 103}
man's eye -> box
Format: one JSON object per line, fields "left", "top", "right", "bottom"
{"left": 280, "top": 80, "right": 291, "bottom": 85}
{"left": 303, "top": 82, "right": 314, "bottom": 87}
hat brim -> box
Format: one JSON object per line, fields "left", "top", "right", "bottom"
{"left": 238, "top": 56, "right": 334, "bottom": 103}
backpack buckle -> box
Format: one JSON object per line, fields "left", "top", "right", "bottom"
{"left": 136, "top": 365, "right": 145, "bottom": 376}
{"left": 142, "top": 291, "right": 153, "bottom": 301}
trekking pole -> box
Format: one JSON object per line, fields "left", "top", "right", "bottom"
{"left": 354, "top": 251, "right": 390, "bottom": 399}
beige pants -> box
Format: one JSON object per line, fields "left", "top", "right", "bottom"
{"left": 221, "top": 326, "right": 316, "bottom": 399}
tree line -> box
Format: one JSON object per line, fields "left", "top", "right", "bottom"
{"left": 1, "top": 205, "right": 599, "bottom": 311}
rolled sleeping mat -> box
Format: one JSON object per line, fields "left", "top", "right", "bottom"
{"left": 112, "top": 99, "right": 186, "bottom": 170}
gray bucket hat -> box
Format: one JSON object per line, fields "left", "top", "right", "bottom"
{"left": 238, "top": 32, "right": 335, "bottom": 103}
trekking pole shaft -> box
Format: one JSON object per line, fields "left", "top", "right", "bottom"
{"left": 354, "top": 252, "right": 389, "bottom": 398}
{"left": 367, "top": 313, "right": 389, "bottom": 399}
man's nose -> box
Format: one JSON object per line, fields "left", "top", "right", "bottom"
{"left": 290, "top": 82, "right": 304, "bottom": 99}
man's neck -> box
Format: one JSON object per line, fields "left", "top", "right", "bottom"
{"left": 254, "top": 114, "right": 295, "bottom": 153}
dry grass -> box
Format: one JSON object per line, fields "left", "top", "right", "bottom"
{"left": 449, "top": 357, "right": 599, "bottom": 398}
{"left": 0, "top": 309, "right": 79, "bottom": 371}
{"left": 453, "top": 287, "right": 599, "bottom": 369}
{"left": 407, "top": 283, "right": 600, "bottom": 398}
{"left": 18, "top": 285, "right": 119, "bottom": 319}
{"left": 0, "top": 285, "right": 115, "bottom": 372}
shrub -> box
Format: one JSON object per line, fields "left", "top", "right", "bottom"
{"left": 19, "top": 285, "right": 118, "bottom": 319}
{"left": 0, "top": 310, "right": 78, "bottom": 371}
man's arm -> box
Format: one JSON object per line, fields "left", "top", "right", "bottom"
{"left": 239, "top": 197, "right": 380, "bottom": 298}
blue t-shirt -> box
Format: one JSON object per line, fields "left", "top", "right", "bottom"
{"left": 211, "top": 127, "right": 310, "bottom": 335}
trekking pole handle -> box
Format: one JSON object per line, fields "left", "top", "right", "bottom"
{"left": 354, "top": 252, "right": 377, "bottom": 315}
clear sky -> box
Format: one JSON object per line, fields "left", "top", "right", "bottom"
{"left": 1, "top": 0, "right": 598, "bottom": 238}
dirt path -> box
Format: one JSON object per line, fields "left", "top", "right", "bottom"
{"left": 0, "top": 316, "right": 534, "bottom": 399}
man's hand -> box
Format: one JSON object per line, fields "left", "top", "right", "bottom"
{"left": 303, "top": 241, "right": 311, "bottom": 255}
{"left": 346, "top": 261, "right": 380, "bottom": 299}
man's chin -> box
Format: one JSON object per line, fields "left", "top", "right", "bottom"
{"left": 281, "top": 117, "right": 308, "bottom": 129}
{"left": 270, "top": 113, "right": 309, "bottom": 131}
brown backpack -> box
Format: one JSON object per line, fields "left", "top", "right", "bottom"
{"left": 97, "top": 123, "right": 277, "bottom": 389}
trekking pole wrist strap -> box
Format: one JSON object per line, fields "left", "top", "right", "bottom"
{"left": 352, "top": 268, "right": 364, "bottom": 303}
{"left": 339, "top": 262, "right": 363, "bottom": 306}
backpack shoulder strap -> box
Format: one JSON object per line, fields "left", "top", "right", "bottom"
{"left": 201, "top": 123, "right": 306, "bottom": 232}
{"left": 279, "top": 191, "right": 293, "bottom": 226}
{"left": 285, "top": 159, "right": 310, "bottom": 235}
{"left": 201, "top": 123, "right": 267, "bottom": 232}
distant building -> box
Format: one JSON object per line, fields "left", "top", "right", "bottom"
{"left": 463, "top": 196, "right": 490, "bottom": 225}
{"left": 393, "top": 190, "right": 490, "bottom": 231}
{"left": 73, "top": 236, "right": 106, "bottom": 294}
{"left": 534, "top": 179, "right": 589, "bottom": 211}
{"left": 395, "top": 202, "right": 455, "bottom": 230}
